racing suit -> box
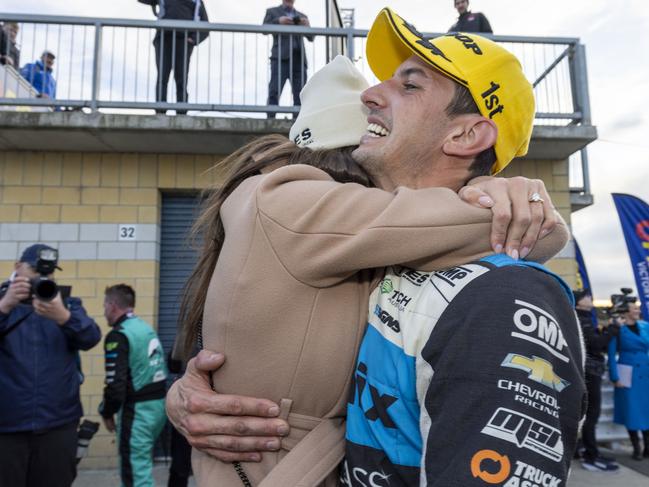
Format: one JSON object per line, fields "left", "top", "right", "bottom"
{"left": 344, "top": 254, "right": 585, "bottom": 486}
{"left": 99, "top": 313, "right": 168, "bottom": 487}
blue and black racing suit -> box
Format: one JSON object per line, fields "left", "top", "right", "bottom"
{"left": 343, "top": 255, "right": 586, "bottom": 486}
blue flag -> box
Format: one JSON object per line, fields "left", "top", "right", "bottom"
{"left": 574, "top": 239, "right": 597, "bottom": 325}
{"left": 574, "top": 239, "right": 592, "bottom": 293}
{"left": 612, "top": 193, "right": 649, "bottom": 319}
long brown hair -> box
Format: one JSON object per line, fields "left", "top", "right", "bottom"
{"left": 178, "top": 134, "right": 372, "bottom": 358}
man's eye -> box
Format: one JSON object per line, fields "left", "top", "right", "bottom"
{"left": 404, "top": 83, "right": 418, "bottom": 91}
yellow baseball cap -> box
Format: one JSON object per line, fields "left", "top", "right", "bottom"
{"left": 366, "top": 8, "right": 535, "bottom": 174}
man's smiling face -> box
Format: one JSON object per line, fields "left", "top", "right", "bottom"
{"left": 352, "top": 56, "right": 458, "bottom": 190}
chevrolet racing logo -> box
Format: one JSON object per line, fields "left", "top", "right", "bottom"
{"left": 501, "top": 353, "right": 570, "bottom": 392}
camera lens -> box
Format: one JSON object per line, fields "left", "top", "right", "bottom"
{"left": 32, "top": 278, "right": 59, "bottom": 301}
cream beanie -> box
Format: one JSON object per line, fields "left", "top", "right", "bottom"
{"left": 289, "top": 56, "right": 369, "bottom": 150}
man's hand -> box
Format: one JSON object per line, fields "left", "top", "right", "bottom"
{"left": 297, "top": 15, "right": 310, "bottom": 26}
{"left": 103, "top": 416, "right": 116, "bottom": 432}
{"left": 278, "top": 15, "right": 294, "bottom": 25}
{"left": 166, "top": 350, "right": 289, "bottom": 462}
{"left": 458, "top": 176, "right": 556, "bottom": 259}
{"left": 33, "top": 292, "right": 71, "bottom": 325}
{"left": 0, "top": 276, "right": 31, "bottom": 314}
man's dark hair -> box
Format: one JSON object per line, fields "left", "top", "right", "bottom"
{"left": 445, "top": 84, "right": 497, "bottom": 179}
{"left": 105, "top": 284, "right": 136, "bottom": 309}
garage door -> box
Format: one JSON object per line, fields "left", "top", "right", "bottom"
{"left": 158, "top": 193, "right": 201, "bottom": 355}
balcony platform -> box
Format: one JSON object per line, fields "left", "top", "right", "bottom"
{"left": 0, "top": 111, "right": 597, "bottom": 161}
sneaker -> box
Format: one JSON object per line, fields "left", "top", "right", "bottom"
{"left": 581, "top": 458, "right": 620, "bottom": 473}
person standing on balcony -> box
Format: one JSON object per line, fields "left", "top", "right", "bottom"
{"left": 449, "top": 0, "right": 493, "bottom": 34}
{"left": 148, "top": 0, "right": 209, "bottom": 115}
{"left": 20, "top": 50, "right": 56, "bottom": 98}
{"left": 264, "top": 0, "right": 313, "bottom": 118}
{"left": 0, "top": 22, "right": 20, "bottom": 68}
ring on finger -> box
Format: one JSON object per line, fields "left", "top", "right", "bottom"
{"left": 528, "top": 192, "right": 544, "bottom": 203}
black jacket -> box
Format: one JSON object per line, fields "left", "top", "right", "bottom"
{"left": 153, "top": 0, "right": 209, "bottom": 44}
{"left": 449, "top": 11, "right": 493, "bottom": 34}
{"left": 576, "top": 308, "right": 617, "bottom": 376}
{"left": 0, "top": 284, "right": 101, "bottom": 432}
{"left": 263, "top": 5, "right": 313, "bottom": 61}
{"left": 0, "top": 28, "right": 20, "bottom": 67}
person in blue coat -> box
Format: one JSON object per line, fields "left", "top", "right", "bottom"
{"left": 608, "top": 302, "right": 649, "bottom": 460}
{"left": 20, "top": 50, "right": 57, "bottom": 98}
{"left": 0, "top": 244, "right": 101, "bottom": 486}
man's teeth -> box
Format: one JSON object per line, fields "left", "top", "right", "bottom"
{"left": 367, "top": 123, "right": 389, "bottom": 137}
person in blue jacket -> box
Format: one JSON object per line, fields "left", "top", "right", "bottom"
{"left": 608, "top": 301, "right": 649, "bottom": 460}
{"left": 20, "top": 50, "right": 57, "bottom": 98}
{"left": 0, "top": 244, "right": 101, "bottom": 487}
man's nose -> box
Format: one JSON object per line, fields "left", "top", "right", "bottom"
{"left": 361, "top": 82, "right": 388, "bottom": 110}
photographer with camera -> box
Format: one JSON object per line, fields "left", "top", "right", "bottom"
{"left": 0, "top": 244, "right": 101, "bottom": 487}
{"left": 573, "top": 289, "right": 620, "bottom": 472}
{"left": 263, "top": 0, "right": 313, "bottom": 117}
{"left": 607, "top": 291, "right": 649, "bottom": 461}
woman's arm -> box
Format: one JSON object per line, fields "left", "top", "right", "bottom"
{"left": 256, "top": 165, "right": 567, "bottom": 287}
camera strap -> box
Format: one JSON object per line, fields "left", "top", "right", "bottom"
{"left": 0, "top": 310, "right": 33, "bottom": 340}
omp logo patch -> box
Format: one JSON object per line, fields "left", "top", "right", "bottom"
{"left": 481, "top": 407, "right": 564, "bottom": 463}
{"left": 471, "top": 449, "right": 510, "bottom": 484}
{"left": 434, "top": 265, "right": 474, "bottom": 286}
{"left": 511, "top": 300, "right": 569, "bottom": 363}
{"left": 501, "top": 353, "right": 570, "bottom": 392}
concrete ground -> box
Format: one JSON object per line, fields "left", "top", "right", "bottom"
{"left": 74, "top": 458, "right": 649, "bottom": 486}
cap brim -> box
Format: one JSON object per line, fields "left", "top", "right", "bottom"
{"left": 367, "top": 8, "right": 467, "bottom": 86}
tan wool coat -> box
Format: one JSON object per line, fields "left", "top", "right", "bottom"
{"left": 193, "top": 164, "right": 568, "bottom": 486}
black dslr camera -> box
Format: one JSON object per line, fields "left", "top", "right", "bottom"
{"left": 28, "top": 247, "right": 60, "bottom": 302}
{"left": 293, "top": 14, "right": 302, "bottom": 24}
{"left": 606, "top": 287, "right": 637, "bottom": 318}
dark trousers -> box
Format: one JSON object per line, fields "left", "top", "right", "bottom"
{"left": 154, "top": 31, "right": 195, "bottom": 114}
{"left": 267, "top": 56, "right": 306, "bottom": 118}
{"left": 168, "top": 426, "right": 192, "bottom": 487}
{"left": 582, "top": 372, "right": 601, "bottom": 461}
{"left": 0, "top": 422, "right": 78, "bottom": 487}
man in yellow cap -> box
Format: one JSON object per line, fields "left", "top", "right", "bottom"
{"left": 164, "top": 8, "right": 583, "bottom": 486}
{"left": 341, "top": 8, "right": 583, "bottom": 486}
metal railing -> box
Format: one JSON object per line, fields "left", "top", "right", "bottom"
{"left": 1, "top": 13, "right": 592, "bottom": 126}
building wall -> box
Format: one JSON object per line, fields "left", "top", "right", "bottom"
{"left": 0, "top": 150, "right": 575, "bottom": 469}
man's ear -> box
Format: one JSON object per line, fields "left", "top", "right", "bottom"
{"left": 442, "top": 115, "right": 497, "bottom": 158}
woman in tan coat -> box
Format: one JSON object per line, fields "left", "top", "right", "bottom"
{"left": 178, "top": 57, "right": 568, "bottom": 486}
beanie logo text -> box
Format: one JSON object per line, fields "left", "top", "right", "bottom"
{"left": 293, "top": 128, "right": 313, "bottom": 146}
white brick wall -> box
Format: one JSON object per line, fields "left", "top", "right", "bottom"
{"left": 0, "top": 223, "right": 160, "bottom": 261}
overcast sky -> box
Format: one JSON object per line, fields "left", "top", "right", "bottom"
{"left": 4, "top": 0, "right": 649, "bottom": 302}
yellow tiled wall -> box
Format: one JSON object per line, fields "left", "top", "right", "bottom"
{"left": 0, "top": 151, "right": 575, "bottom": 468}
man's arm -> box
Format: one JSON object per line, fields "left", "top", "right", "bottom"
{"left": 166, "top": 350, "right": 290, "bottom": 462}
{"left": 99, "top": 330, "right": 130, "bottom": 419}
{"left": 418, "top": 265, "right": 585, "bottom": 485}
{"left": 263, "top": 7, "right": 280, "bottom": 25}
{"left": 47, "top": 296, "right": 102, "bottom": 350}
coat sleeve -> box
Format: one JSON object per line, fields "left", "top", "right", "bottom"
{"left": 418, "top": 266, "right": 585, "bottom": 485}
{"left": 263, "top": 8, "right": 279, "bottom": 24}
{"left": 253, "top": 165, "right": 569, "bottom": 287}
{"left": 59, "top": 297, "right": 102, "bottom": 350}
{"left": 99, "top": 330, "right": 129, "bottom": 418}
